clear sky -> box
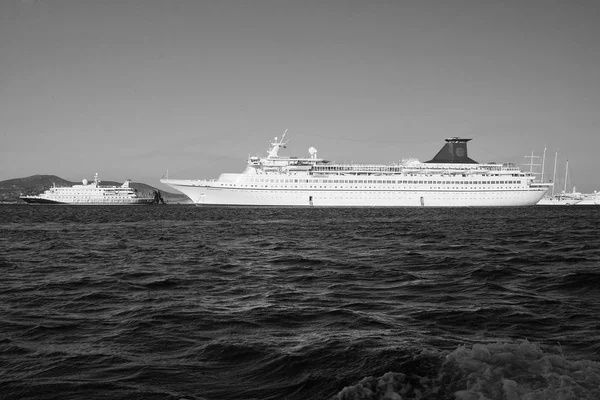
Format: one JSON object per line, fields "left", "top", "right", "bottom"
{"left": 2, "top": 0, "right": 599, "bottom": 192}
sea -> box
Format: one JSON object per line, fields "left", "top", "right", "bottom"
{"left": 1, "top": 204, "right": 599, "bottom": 400}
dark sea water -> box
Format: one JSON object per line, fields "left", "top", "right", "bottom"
{"left": 1, "top": 204, "right": 599, "bottom": 400}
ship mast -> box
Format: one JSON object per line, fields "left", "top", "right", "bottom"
{"left": 551, "top": 151, "right": 558, "bottom": 196}
{"left": 267, "top": 129, "right": 289, "bottom": 158}
{"left": 564, "top": 159, "right": 569, "bottom": 193}
{"left": 540, "top": 146, "right": 546, "bottom": 183}
{"left": 524, "top": 151, "right": 540, "bottom": 178}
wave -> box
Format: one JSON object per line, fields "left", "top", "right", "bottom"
{"left": 333, "top": 340, "right": 600, "bottom": 400}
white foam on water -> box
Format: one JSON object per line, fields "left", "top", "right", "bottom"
{"left": 334, "top": 340, "right": 600, "bottom": 400}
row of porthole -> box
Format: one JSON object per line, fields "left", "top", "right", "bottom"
{"left": 216, "top": 186, "right": 524, "bottom": 193}
{"left": 245, "top": 193, "right": 522, "bottom": 199}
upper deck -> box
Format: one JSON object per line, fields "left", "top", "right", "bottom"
{"left": 243, "top": 134, "right": 532, "bottom": 179}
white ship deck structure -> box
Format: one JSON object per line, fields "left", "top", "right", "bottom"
{"left": 161, "top": 133, "right": 551, "bottom": 207}
{"left": 578, "top": 191, "right": 600, "bottom": 206}
{"left": 20, "top": 173, "right": 157, "bottom": 205}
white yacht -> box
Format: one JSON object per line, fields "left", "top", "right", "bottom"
{"left": 161, "top": 133, "right": 551, "bottom": 207}
{"left": 577, "top": 191, "right": 600, "bottom": 206}
{"left": 20, "top": 173, "right": 157, "bottom": 205}
{"left": 537, "top": 189, "right": 584, "bottom": 206}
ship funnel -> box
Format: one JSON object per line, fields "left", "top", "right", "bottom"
{"left": 425, "top": 137, "right": 478, "bottom": 164}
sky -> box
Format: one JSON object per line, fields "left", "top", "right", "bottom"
{"left": 1, "top": 0, "right": 599, "bottom": 192}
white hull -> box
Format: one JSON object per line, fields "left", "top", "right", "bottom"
{"left": 20, "top": 196, "right": 155, "bottom": 205}
{"left": 537, "top": 198, "right": 582, "bottom": 206}
{"left": 577, "top": 195, "right": 600, "bottom": 205}
{"left": 162, "top": 179, "right": 547, "bottom": 207}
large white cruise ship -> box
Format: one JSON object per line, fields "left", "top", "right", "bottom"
{"left": 161, "top": 133, "right": 551, "bottom": 207}
{"left": 20, "top": 173, "right": 158, "bottom": 205}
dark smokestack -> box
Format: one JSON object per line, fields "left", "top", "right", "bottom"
{"left": 425, "top": 137, "right": 478, "bottom": 164}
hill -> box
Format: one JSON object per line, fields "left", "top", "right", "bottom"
{"left": 0, "top": 175, "right": 190, "bottom": 204}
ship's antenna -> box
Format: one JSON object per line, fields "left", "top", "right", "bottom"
{"left": 280, "top": 129, "right": 289, "bottom": 148}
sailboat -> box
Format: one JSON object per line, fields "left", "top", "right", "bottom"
{"left": 537, "top": 152, "right": 583, "bottom": 205}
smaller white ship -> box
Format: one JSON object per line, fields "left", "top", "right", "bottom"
{"left": 20, "top": 173, "right": 158, "bottom": 205}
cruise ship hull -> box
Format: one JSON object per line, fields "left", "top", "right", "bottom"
{"left": 162, "top": 180, "right": 547, "bottom": 207}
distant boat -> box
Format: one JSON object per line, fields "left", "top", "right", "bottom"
{"left": 577, "top": 190, "right": 600, "bottom": 206}
{"left": 537, "top": 187, "right": 583, "bottom": 205}
{"left": 537, "top": 154, "right": 583, "bottom": 206}
{"left": 20, "top": 173, "right": 158, "bottom": 205}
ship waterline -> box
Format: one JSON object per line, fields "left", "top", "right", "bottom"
{"left": 161, "top": 134, "right": 550, "bottom": 207}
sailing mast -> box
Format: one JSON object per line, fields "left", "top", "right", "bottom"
{"left": 564, "top": 159, "right": 569, "bottom": 194}
{"left": 524, "top": 151, "right": 540, "bottom": 178}
{"left": 551, "top": 151, "right": 558, "bottom": 196}
{"left": 540, "top": 146, "right": 546, "bottom": 183}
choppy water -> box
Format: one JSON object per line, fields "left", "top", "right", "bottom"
{"left": 1, "top": 204, "right": 599, "bottom": 400}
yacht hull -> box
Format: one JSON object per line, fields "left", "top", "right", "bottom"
{"left": 536, "top": 198, "right": 582, "bottom": 206}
